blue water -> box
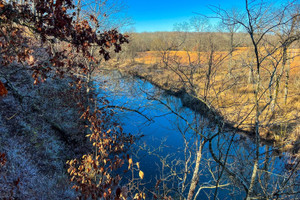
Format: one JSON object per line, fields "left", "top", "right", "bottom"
{"left": 95, "top": 70, "right": 298, "bottom": 200}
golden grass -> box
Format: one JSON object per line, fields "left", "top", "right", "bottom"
{"left": 136, "top": 50, "right": 230, "bottom": 65}
{"left": 114, "top": 47, "right": 300, "bottom": 154}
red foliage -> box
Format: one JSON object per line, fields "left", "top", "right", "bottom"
{"left": 0, "top": 0, "right": 128, "bottom": 85}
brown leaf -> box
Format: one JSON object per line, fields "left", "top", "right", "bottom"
{"left": 0, "top": 81, "right": 8, "bottom": 96}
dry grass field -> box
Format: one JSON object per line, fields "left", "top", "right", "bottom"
{"left": 114, "top": 48, "right": 300, "bottom": 154}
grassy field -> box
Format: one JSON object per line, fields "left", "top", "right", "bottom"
{"left": 113, "top": 48, "right": 300, "bottom": 154}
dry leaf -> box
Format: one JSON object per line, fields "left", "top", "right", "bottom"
{"left": 128, "top": 158, "right": 133, "bottom": 169}
{"left": 0, "top": 81, "right": 8, "bottom": 96}
{"left": 139, "top": 170, "right": 144, "bottom": 179}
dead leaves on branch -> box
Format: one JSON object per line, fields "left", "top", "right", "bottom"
{"left": 0, "top": 1, "right": 139, "bottom": 199}
{"left": 127, "top": 157, "right": 144, "bottom": 179}
{"left": 67, "top": 105, "right": 143, "bottom": 199}
{"left": 0, "top": 0, "right": 128, "bottom": 87}
{"left": 67, "top": 101, "right": 145, "bottom": 199}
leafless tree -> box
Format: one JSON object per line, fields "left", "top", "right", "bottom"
{"left": 210, "top": 0, "right": 300, "bottom": 199}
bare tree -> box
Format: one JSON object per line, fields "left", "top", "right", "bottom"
{"left": 210, "top": 0, "right": 300, "bottom": 199}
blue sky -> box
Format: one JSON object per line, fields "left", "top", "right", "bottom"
{"left": 126, "top": 0, "right": 245, "bottom": 32}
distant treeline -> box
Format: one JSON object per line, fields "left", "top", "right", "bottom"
{"left": 111, "top": 31, "right": 300, "bottom": 62}
{"left": 112, "top": 31, "right": 288, "bottom": 61}
{"left": 126, "top": 32, "right": 252, "bottom": 52}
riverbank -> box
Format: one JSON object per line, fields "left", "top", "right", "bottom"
{"left": 104, "top": 61, "right": 299, "bottom": 155}
{"left": 97, "top": 61, "right": 300, "bottom": 200}
{"left": 0, "top": 65, "right": 90, "bottom": 198}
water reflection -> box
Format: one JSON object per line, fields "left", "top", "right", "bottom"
{"left": 96, "top": 70, "right": 299, "bottom": 200}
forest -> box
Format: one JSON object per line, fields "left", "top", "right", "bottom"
{"left": 0, "top": 0, "right": 299, "bottom": 199}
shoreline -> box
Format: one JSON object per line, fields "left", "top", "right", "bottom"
{"left": 101, "top": 67, "right": 283, "bottom": 149}
{"left": 99, "top": 64, "right": 299, "bottom": 155}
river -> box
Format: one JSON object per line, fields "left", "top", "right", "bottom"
{"left": 95, "top": 70, "right": 299, "bottom": 200}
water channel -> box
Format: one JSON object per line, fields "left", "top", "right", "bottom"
{"left": 95, "top": 70, "right": 299, "bottom": 200}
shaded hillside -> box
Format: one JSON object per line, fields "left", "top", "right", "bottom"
{"left": 0, "top": 65, "right": 86, "bottom": 198}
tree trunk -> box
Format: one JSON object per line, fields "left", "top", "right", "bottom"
{"left": 187, "top": 140, "right": 204, "bottom": 200}
{"left": 77, "top": 0, "right": 82, "bottom": 23}
{"left": 284, "top": 57, "right": 290, "bottom": 105}
{"left": 246, "top": 69, "right": 261, "bottom": 200}
{"left": 204, "top": 46, "right": 214, "bottom": 101}
{"left": 271, "top": 46, "right": 288, "bottom": 111}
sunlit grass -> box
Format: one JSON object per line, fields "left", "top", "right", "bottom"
{"left": 115, "top": 48, "right": 300, "bottom": 154}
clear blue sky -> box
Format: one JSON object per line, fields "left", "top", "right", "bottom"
{"left": 126, "top": 0, "right": 245, "bottom": 32}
